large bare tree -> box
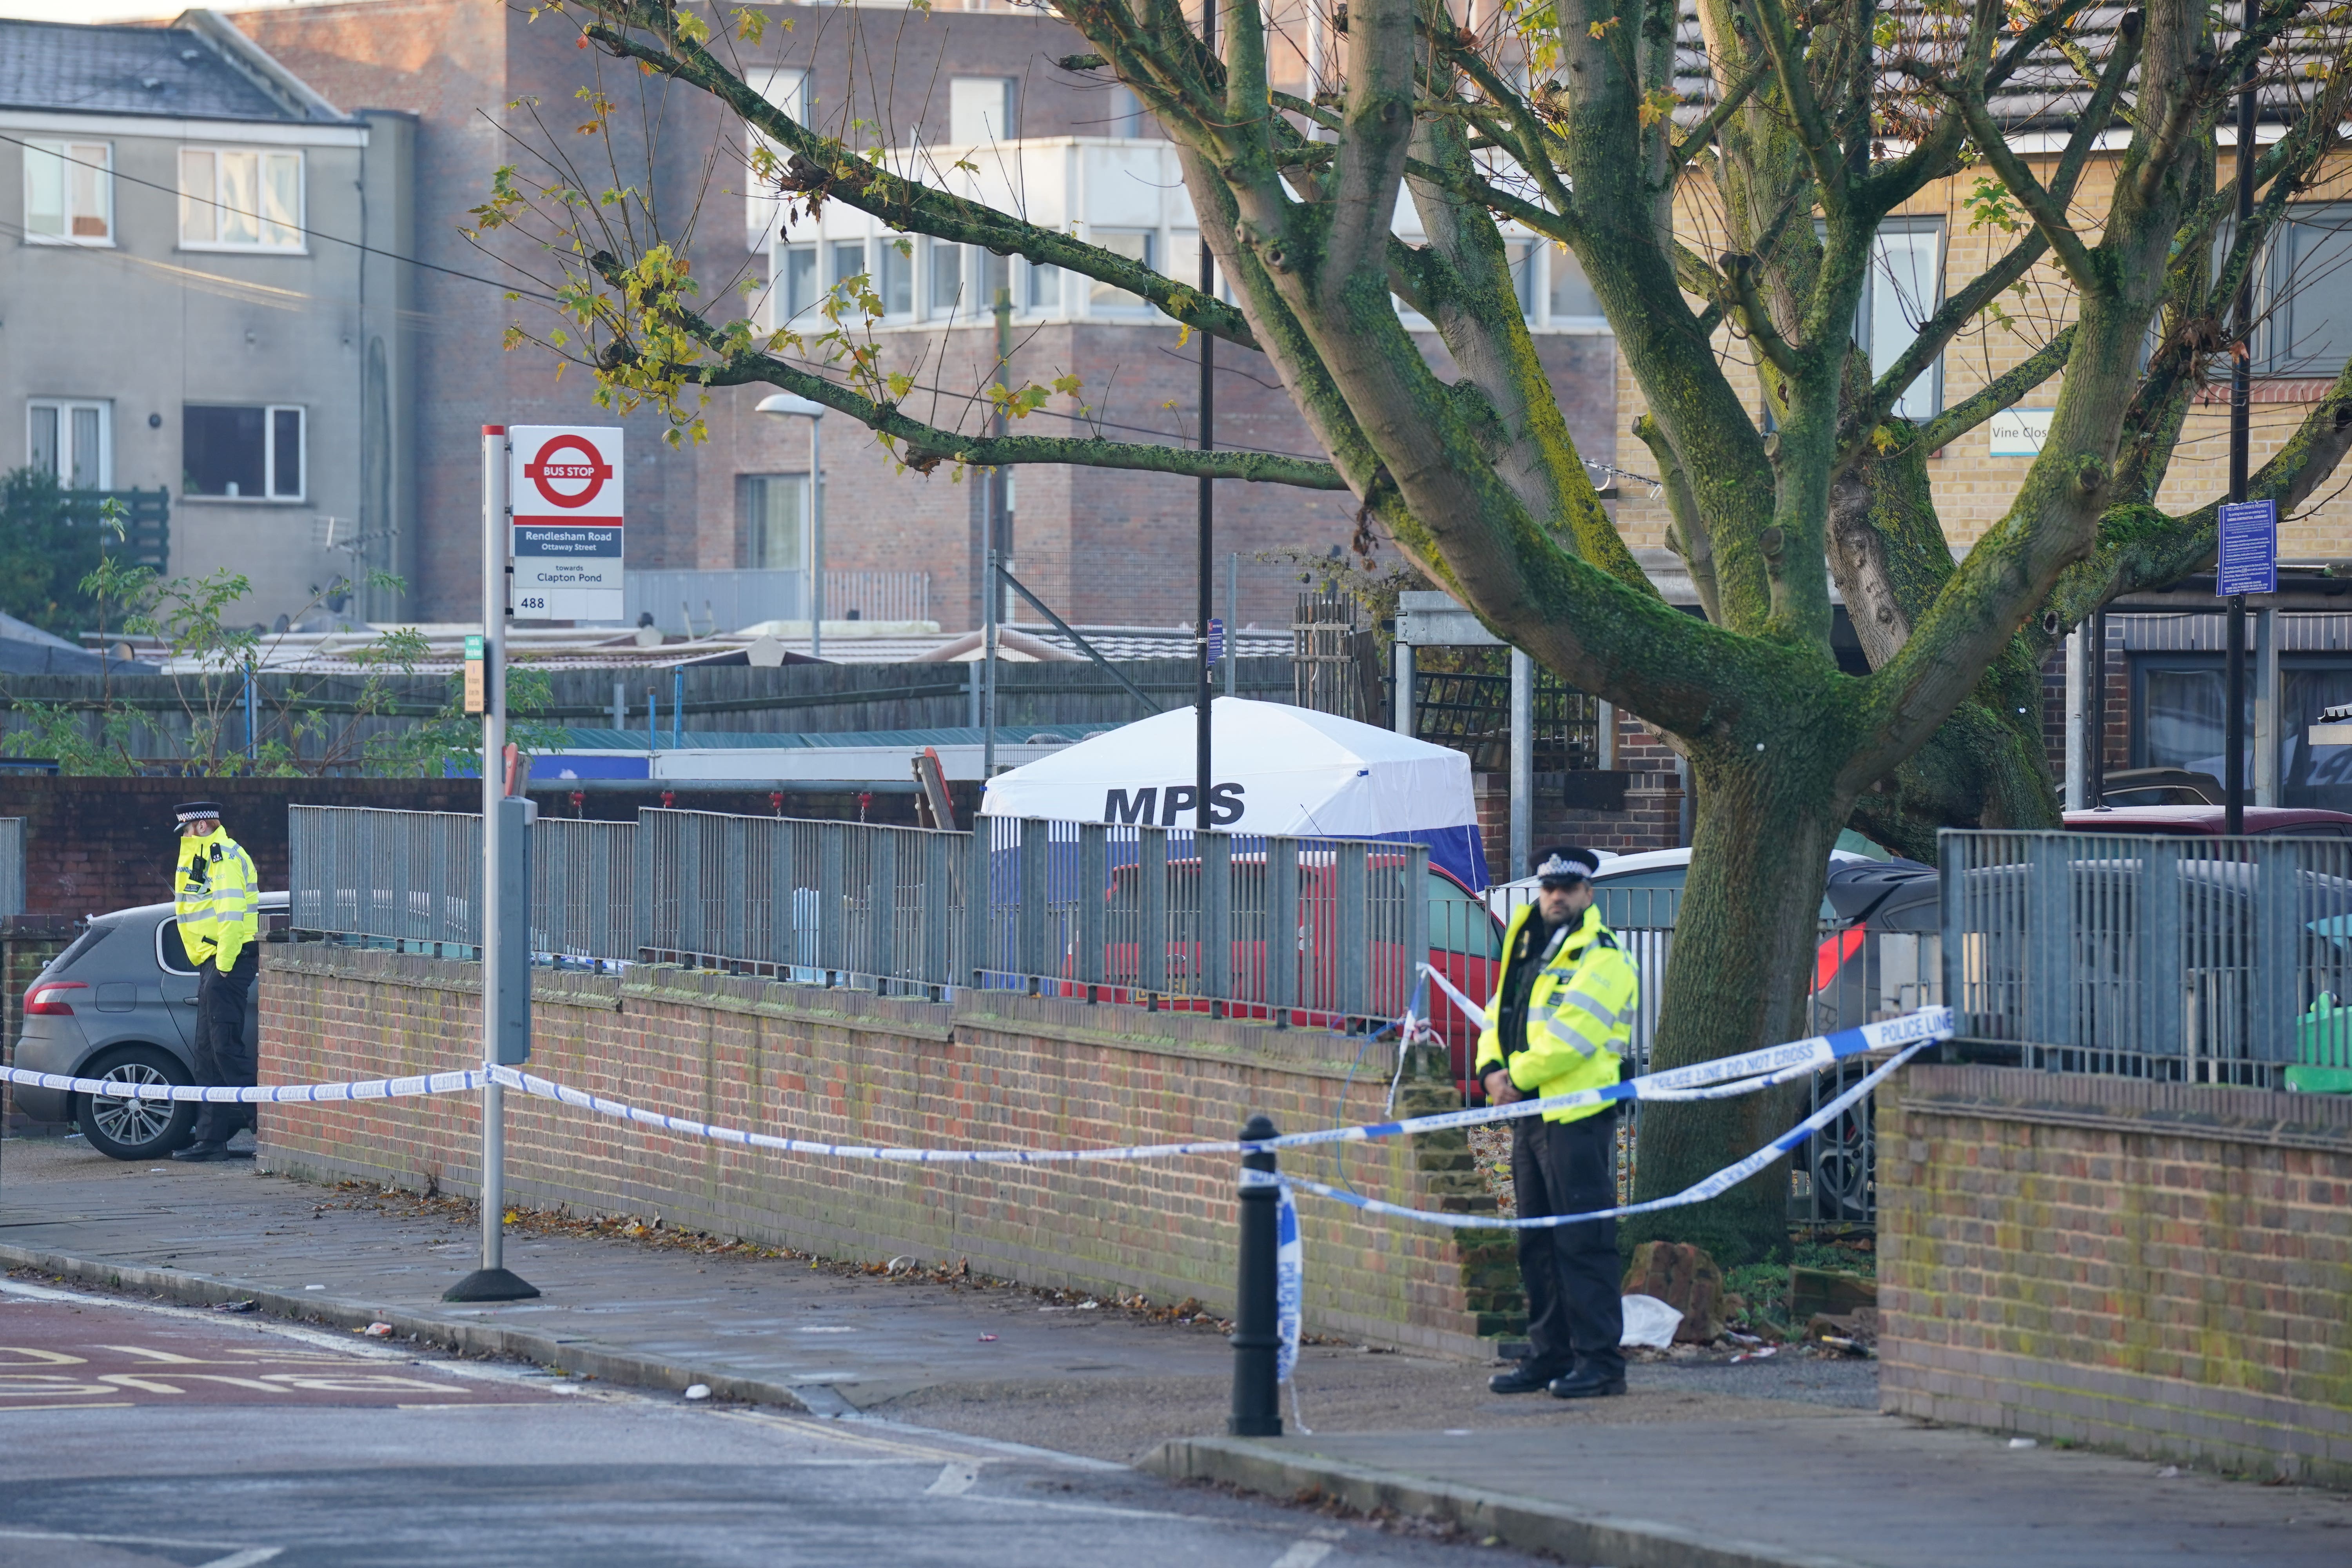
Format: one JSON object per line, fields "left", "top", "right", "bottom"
{"left": 479, "top": 0, "right": 2352, "bottom": 1260}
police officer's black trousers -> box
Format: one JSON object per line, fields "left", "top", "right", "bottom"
{"left": 1512, "top": 1107, "right": 1625, "bottom": 1381}
{"left": 191, "top": 946, "right": 259, "bottom": 1145}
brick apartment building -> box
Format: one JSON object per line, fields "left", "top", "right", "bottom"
{"left": 224, "top": 0, "right": 1616, "bottom": 635}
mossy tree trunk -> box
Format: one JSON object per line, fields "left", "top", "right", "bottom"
{"left": 522, "top": 0, "right": 2352, "bottom": 1262}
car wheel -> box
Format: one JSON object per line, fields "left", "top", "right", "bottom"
{"left": 74, "top": 1046, "right": 198, "bottom": 1161}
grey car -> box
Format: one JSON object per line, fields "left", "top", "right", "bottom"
{"left": 14, "top": 893, "right": 286, "bottom": 1160}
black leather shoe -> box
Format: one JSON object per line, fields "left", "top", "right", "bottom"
{"left": 1488, "top": 1361, "right": 1565, "bottom": 1395}
{"left": 1547, "top": 1367, "right": 1628, "bottom": 1399}
{"left": 171, "top": 1142, "right": 228, "bottom": 1163}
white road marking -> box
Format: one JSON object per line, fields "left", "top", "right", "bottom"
{"left": 1269, "top": 1542, "right": 1335, "bottom": 1568}
{"left": 195, "top": 1550, "right": 285, "bottom": 1568}
{"left": 924, "top": 1462, "right": 980, "bottom": 1497}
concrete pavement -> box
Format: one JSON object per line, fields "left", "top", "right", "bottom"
{"left": 0, "top": 1134, "right": 2332, "bottom": 1568}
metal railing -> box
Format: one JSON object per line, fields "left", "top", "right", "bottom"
{"left": 637, "top": 809, "right": 965, "bottom": 990}
{"left": 0, "top": 818, "right": 23, "bottom": 917}
{"left": 824, "top": 569, "right": 930, "bottom": 625}
{"left": 534, "top": 818, "right": 637, "bottom": 965}
{"left": 1942, "top": 828, "right": 2352, "bottom": 1087}
{"left": 970, "top": 818, "right": 1428, "bottom": 1027}
{"left": 289, "top": 806, "right": 481, "bottom": 951}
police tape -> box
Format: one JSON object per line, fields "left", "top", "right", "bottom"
{"left": 1243, "top": 1038, "right": 1928, "bottom": 1230}
{"left": 0, "top": 1065, "right": 490, "bottom": 1105}
{"left": 0, "top": 1007, "right": 1951, "bottom": 1167}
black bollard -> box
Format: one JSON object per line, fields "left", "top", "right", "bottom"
{"left": 1228, "top": 1112, "right": 1283, "bottom": 1437}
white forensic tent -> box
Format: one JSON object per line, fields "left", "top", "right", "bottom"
{"left": 979, "top": 697, "right": 1490, "bottom": 889}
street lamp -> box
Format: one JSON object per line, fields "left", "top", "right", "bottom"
{"left": 756, "top": 392, "right": 827, "bottom": 659}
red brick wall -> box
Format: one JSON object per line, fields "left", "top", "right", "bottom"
{"left": 0, "top": 777, "right": 484, "bottom": 918}
{"left": 258, "top": 949, "right": 1522, "bottom": 1355}
{"left": 1879, "top": 1065, "right": 2352, "bottom": 1483}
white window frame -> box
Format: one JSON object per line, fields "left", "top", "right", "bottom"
{"left": 874, "top": 234, "right": 916, "bottom": 320}
{"left": 1858, "top": 220, "right": 1945, "bottom": 420}
{"left": 178, "top": 147, "right": 306, "bottom": 253}
{"left": 1541, "top": 241, "right": 1607, "bottom": 332}
{"left": 926, "top": 236, "right": 967, "bottom": 321}
{"left": 745, "top": 68, "right": 809, "bottom": 252}
{"left": 22, "top": 140, "right": 114, "bottom": 247}
{"left": 1022, "top": 255, "right": 1065, "bottom": 317}
{"left": 772, "top": 240, "right": 822, "bottom": 328}
{"left": 26, "top": 399, "right": 112, "bottom": 489}
{"left": 1086, "top": 228, "right": 1157, "bottom": 315}
{"left": 948, "top": 77, "right": 1015, "bottom": 146}
{"left": 183, "top": 403, "right": 306, "bottom": 502}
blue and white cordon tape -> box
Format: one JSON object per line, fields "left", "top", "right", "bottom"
{"left": 3, "top": 1003, "right": 1950, "bottom": 1395}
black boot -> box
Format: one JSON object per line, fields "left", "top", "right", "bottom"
{"left": 1488, "top": 1361, "right": 1566, "bottom": 1395}
{"left": 171, "top": 1142, "right": 229, "bottom": 1163}
{"left": 1547, "top": 1365, "right": 1628, "bottom": 1399}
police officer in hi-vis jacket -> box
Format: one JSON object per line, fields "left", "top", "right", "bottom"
{"left": 1479, "top": 846, "right": 1639, "bottom": 1399}
{"left": 169, "top": 800, "right": 260, "bottom": 1162}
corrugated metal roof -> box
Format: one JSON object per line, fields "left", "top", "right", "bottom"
{"left": 0, "top": 20, "right": 311, "bottom": 122}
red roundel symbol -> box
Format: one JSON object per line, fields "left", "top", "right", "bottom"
{"left": 522, "top": 433, "right": 614, "bottom": 510}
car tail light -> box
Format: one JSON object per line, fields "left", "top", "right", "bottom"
{"left": 25, "top": 981, "right": 87, "bottom": 1016}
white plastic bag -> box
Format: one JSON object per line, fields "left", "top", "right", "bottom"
{"left": 1619, "top": 1292, "right": 1684, "bottom": 1348}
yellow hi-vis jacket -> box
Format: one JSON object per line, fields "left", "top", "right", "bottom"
{"left": 175, "top": 826, "right": 260, "bottom": 972}
{"left": 1474, "top": 902, "right": 1639, "bottom": 1124}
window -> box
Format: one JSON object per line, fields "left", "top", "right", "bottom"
{"left": 1506, "top": 241, "right": 1536, "bottom": 317}
{"left": 27, "top": 400, "right": 111, "bottom": 488}
{"left": 23, "top": 141, "right": 112, "bottom": 243}
{"left": 1088, "top": 229, "right": 1154, "bottom": 312}
{"left": 184, "top": 405, "right": 304, "bottom": 500}
{"left": 1102, "top": 84, "right": 1149, "bottom": 138}
{"left": 737, "top": 474, "right": 808, "bottom": 570}
{"left": 1427, "top": 872, "right": 1502, "bottom": 959}
{"left": 1546, "top": 242, "right": 1601, "bottom": 324}
{"left": 180, "top": 147, "right": 302, "bottom": 250}
{"left": 1857, "top": 223, "right": 1943, "bottom": 419}
{"left": 831, "top": 238, "right": 868, "bottom": 299}
{"left": 2131, "top": 653, "right": 2352, "bottom": 812}
{"left": 1024, "top": 256, "right": 1063, "bottom": 314}
{"left": 1167, "top": 231, "right": 1229, "bottom": 301}
{"left": 775, "top": 243, "right": 820, "bottom": 324}
{"left": 745, "top": 68, "right": 809, "bottom": 250}
{"left": 876, "top": 236, "right": 915, "bottom": 317}
{"left": 929, "top": 237, "right": 965, "bottom": 317}
{"left": 949, "top": 77, "right": 1015, "bottom": 145}
{"left": 2260, "top": 204, "right": 2352, "bottom": 377}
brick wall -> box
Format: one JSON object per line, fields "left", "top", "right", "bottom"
{"left": 257, "top": 948, "right": 1523, "bottom": 1356}
{"left": 1467, "top": 709, "right": 1689, "bottom": 870}
{"left": 1878, "top": 1064, "right": 2352, "bottom": 1483}
{"left": 0, "top": 777, "right": 483, "bottom": 918}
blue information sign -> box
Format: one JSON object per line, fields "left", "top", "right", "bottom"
{"left": 1206, "top": 617, "right": 1226, "bottom": 665}
{"left": 2217, "top": 499, "right": 2278, "bottom": 596}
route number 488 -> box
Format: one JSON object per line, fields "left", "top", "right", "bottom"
{"left": 516, "top": 595, "right": 546, "bottom": 611}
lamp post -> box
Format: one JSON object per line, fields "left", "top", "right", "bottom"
{"left": 756, "top": 393, "right": 827, "bottom": 659}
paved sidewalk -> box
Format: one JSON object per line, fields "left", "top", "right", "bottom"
{"left": 2, "top": 1137, "right": 2334, "bottom": 1567}
{"left": 1152, "top": 1420, "right": 2350, "bottom": 1568}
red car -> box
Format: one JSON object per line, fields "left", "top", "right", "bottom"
{"left": 2063, "top": 805, "right": 2352, "bottom": 837}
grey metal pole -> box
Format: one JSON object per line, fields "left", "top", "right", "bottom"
{"left": 810, "top": 416, "right": 824, "bottom": 661}
{"left": 1228, "top": 1112, "right": 1281, "bottom": 1437}
{"left": 481, "top": 425, "right": 505, "bottom": 1276}
{"left": 1226, "top": 551, "right": 1239, "bottom": 698}
{"left": 445, "top": 426, "right": 537, "bottom": 1303}
{"left": 2255, "top": 605, "right": 2280, "bottom": 806}
{"left": 1195, "top": 0, "right": 1216, "bottom": 834}
{"left": 611, "top": 679, "right": 624, "bottom": 733}
{"left": 1393, "top": 638, "right": 1414, "bottom": 737}
{"left": 2225, "top": 0, "right": 2256, "bottom": 836}
{"left": 2063, "top": 628, "right": 2087, "bottom": 810}
{"left": 1509, "top": 646, "right": 1534, "bottom": 880}
{"left": 983, "top": 545, "right": 1000, "bottom": 779}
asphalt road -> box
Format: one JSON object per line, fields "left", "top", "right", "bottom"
{"left": 0, "top": 1279, "right": 1531, "bottom": 1568}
